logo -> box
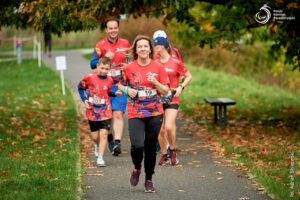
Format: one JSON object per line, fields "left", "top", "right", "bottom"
{"left": 103, "top": 85, "right": 108, "bottom": 90}
{"left": 255, "top": 4, "right": 272, "bottom": 24}
{"left": 166, "top": 68, "right": 174, "bottom": 72}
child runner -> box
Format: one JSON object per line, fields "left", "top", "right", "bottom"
{"left": 153, "top": 37, "right": 192, "bottom": 166}
{"left": 118, "top": 35, "right": 169, "bottom": 192}
{"left": 78, "top": 56, "right": 121, "bottom": 167}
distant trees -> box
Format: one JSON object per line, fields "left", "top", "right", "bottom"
{"left": 0, "top": 0, "right": 298, "bottom": 70}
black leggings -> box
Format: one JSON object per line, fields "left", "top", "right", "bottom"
{"left": 128, "top": 115, "right": 163, "bottom": 180}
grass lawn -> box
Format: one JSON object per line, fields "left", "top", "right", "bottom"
{"left": 82, "top": 52, "right": 93, "bottom": 61}
{"left": 181, "top": 64, "right": 300, "bottom": 199}
{"left": 0, "top": 59, "right": 79, "bottom": 199}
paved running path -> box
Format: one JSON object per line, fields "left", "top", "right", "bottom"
{"left": 40, "top": 50, "right": 272, "bottom": 200}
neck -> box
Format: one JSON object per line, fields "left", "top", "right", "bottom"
{"left": 108, "top": 36, "right": 117, "bottom": 43}
{"left": 160, "top": 50, "right": 170, "bottom": 63}
{"left": 138, "top": 57, "right": 151, "bottom": 66}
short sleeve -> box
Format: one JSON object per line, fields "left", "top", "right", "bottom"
{"left": 177, "top": 60, "right": 188, "bottom": 76}
{"left": 78, "top": 74, "right": 89, "bottom": 90}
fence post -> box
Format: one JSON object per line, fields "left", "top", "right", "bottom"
{"left": 17, "top": 39, "right": 22, "bottom": 64}
{"left": 38, "top": 42, "right": 41, "bottom": 67}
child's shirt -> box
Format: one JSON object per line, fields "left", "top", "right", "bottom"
{"left": 78, "top": 72, "right": 114, "bottom": 121}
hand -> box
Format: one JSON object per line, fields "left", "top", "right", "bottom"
{"left": 106, "top": 49, "right": 114, "bottom": 59}
{"left": 146, "top": 72, "right": 158, "bottom": 85}
{"left": 127, "top": 88, "right": 138, "bottom": 98}
{"left": 119, "top": 63, "right": 126, "bottom": 70}
{"left": 115, "top": 90, "right": 122, "bottom": 96}
{"left": 173, "top": 87, "right": 182, "bottom": 97}
{"left": 84, "top": 100, "right": 91, "bottom": 109}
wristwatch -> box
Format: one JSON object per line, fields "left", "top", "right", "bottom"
{"left": 179, "top": 85, "right": 185, "bottom": 90}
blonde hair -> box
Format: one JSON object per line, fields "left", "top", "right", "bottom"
{"left": 128, "top": 35, "right": 154, "bottom": 60}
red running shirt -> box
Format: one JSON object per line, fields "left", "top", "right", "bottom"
{"left": 78, "top": 72, "right": 113, "bottom": 121}
{"left": 92, "top": 37, "right": 131, "bottom": 84}
{"left": 122, "top": 60, "right": 169, "bottom": 119}
{"left": 156, "top": 57, "right": 187, "bottom": 105}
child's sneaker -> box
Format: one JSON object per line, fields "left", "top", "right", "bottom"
{"left": 144, "top": 180, "right": 155, "bottom": 193}
{"left": 97, "top": 158, "right": 106, "bottom": 167}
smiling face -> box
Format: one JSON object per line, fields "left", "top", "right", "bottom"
{"left": 97, "top": 63, "right": 111, "bottom": 76}
{"left": 105, "top": 20, "right": 119, "bottom": 41}
{"left": 136, "top": 39, "right": 151, "bottom": 60}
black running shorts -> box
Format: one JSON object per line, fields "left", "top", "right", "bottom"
{"left": 163, "top": 103, "right": 179, "bottom": 110}
{"left": 88, "top": 119, "right": 111, "bottom": 132}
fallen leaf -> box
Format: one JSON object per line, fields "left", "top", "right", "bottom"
{"left": 216, "top": 172, "right": 223, "bottom": 175}
{"left": 217, "top": 177, "right": 223, "bottom": 180}
{"left": 239, "top": 197, "right": 249, "bottom": 200}
{"left": 178, "top": 190, "right": 186, "bottom": 192}
{"left": 295, "top": 170, "right": 300, "bottom": 175}
{"left": 256, "top": 187, "right": 265, "bottom": 191}
{"left": 0, "top": 171, "right": 8, "bottom": 177}
{"left": 86, "top": 173, "right": 104, "bottom": 176}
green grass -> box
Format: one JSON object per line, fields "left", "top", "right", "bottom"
{"left": 181, "top": 64, "right": 300, "bottom": 200}
{"left": 181, "top": 64, "right": 300, "bottom": 125}
{"left": 0, "top": 45, "right": 93, "bottom": 52}
{"left": 82, "top": 52, "right": 93, "bottom": 61}
{"left": 0, "top": 59, "right": 79, "bottom": 200}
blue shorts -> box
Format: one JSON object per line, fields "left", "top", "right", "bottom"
{"left": 110, "top": 86, "right": 127, "bottom": 112}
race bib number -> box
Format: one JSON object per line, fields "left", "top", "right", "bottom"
{"left": 108, "top": 70, "right": 121, "bottom": 77}
{"left": 89, "top": 97, "right": 105, "bottom": 105}
{"left": 138, "top": 89, "right": 157, "bottom": 98}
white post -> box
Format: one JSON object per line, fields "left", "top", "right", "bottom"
{"left": 13, "top": 36, "right": 16, "bottom": 55}
{"left": 33, "top": 35, "right": 36, "bottom": 58}
{"left": 60, "top": 70, "right": 66, "bottom": 95}
{"left": 38, "top": 42, "right": 41, "bottom": 67}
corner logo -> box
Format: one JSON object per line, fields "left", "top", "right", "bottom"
{"left": 255, "top": 4, "right": 272, "bottom": 24}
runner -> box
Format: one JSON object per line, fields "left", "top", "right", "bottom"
{"left": 153, "top": 30, "right": 185, "bottom": 154}
{"left": 78, "top": 56, "right": 122, "bottom": 167}
{"left": 118, "top": 35, "right": 169, "bottom": 193}
{"left": 90, "top": 18, "right": 131, "bottom": 156}
{"left": 153, "top": 37, "right": 192, "bottom": 166}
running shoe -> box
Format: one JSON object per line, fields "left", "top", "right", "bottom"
{"left": 112, "top": 143, "right": 122, "bottom": 156}
{"left": 94, "top": 144, "right": 99, "bottom": 157}
{"left": 97, "top": 158, "right": 106, "bottom": 167}
{"left": 144, "top": 180, "right": 155, "bottom": 193}
{"left": 107, "top": 140, "right": 114, "bottom": 153}
{"left": 170, "top": 150, "right": 179, "bottom": 166}
{"left": 158, "top": 154, "right": 169, "bottom": 165}
{"left": 129, "top": 168, "right": 141, "bottom": 186}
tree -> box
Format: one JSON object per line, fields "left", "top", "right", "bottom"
{"left": 0, "top": 0, "right": 298, "bottom": 70}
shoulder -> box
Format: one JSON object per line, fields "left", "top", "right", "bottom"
{"left": 124, "top": 60, "right": 137, "bottom": 70}
{"left": 95, "top": 38, "right": 106, "bottom": 46}
{"left": 119, "top": 38, "right": 130, "bottom": 44}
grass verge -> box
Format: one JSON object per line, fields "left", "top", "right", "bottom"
{"left": 0, "top": 59, "right": 79, "bottom": 200}
{"left": 180, "top": 64, "right": 300, "bottom": 200}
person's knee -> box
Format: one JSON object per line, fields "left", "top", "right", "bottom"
{"left": 113, "top": 111, "right": 124, "bottom": 121}
{"left": 91, "top": 132, "right": 99, "bottom": 141}
{"left": 165, "top": 124, "right": 174, "bottom": 133}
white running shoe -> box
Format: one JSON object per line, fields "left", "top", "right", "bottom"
{"left": 97, "top": 158, "right": 106, "bottom": 167}
{"left": 94, "top": 144, "right": 99, "bottom": 157}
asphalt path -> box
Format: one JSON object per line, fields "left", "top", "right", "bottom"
{"left": 40, "top": 50, "right": 272, "bottom": 200}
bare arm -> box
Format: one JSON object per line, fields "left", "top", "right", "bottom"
{"left": 174, "top": 71, "right": 192, "bottom": 97}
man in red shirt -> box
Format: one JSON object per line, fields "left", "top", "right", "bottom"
{"left": 90, "top": 18, "right": 131, "bottom": 156}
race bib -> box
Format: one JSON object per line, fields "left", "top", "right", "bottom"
{"left": 108, "top": 70, "right": 121, "bottom": 77}
{"left": 88, "top": 97, "right": 105, "bottom": 105}
{"left": 138, "top": 89, "right": 157, "bottom": 98}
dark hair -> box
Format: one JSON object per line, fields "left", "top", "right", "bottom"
{"left": 98, "top": 56, "right": 111, "bottom": 66}
{"left": 105, "top": 18, "right": 119, "bottom": 28}
{"left": 128, "top": 35, "right": 153, "bottom": 60}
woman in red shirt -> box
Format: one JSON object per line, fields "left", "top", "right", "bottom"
{"left": 118, "top": 35, "right": 169, "bottom": 193}
{"left": 153, "top": 37, "right": 192, "bottom": 166}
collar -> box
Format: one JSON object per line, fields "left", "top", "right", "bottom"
{"left": 98, "top": 75, "right": 107, "bottom": 80}
{"left": 107, "top": 36, "right": 118, "bottom": 44}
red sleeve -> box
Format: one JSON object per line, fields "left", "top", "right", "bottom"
{"left": 121, "top": 65, "right": 128, "bottom": 85}
{"left": 78, "top": 74, "right": 89, "bottom": 90}
{"left": 159, "top": 65, "right": 169, "bottom": 85}
{"left": 177, "top": 60, "right": 188, "bottom": 76}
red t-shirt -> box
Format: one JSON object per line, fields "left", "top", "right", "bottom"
{"left": 79, "top": 72, "right": 113, "bottom": 121}
{"left": 156, "top": 57, "right": 187, "bottom": 105}
{"left": 122, "top": 60, "right": 169, "bottom": 119}
{"left": 92, "top": 37, "right": 131, "bottom": 84}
